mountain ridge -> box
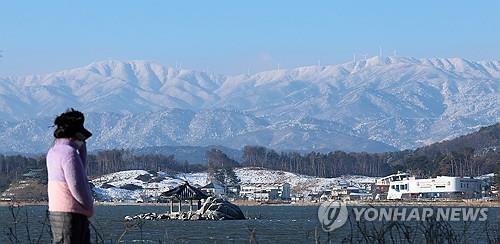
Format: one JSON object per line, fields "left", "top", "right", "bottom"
{"left": 0, "top": 56, "right": 497, "bottom": 151}
{"left": 0, "top": 108, "right": 397, "bottom": 154}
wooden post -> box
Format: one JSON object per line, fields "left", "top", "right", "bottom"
{"left": 179, "top": 198, "right": 182, "bottom": 212}
{"left": 170, "top": 199, "right": 173, "bottom": 213}
{"left": 190, "top": 199, "right": 193, "bottom": 212}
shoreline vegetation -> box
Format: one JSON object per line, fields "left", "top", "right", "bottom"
{"left": 2, "top": 199, "right": 499, "bottom": 208}
{"left": 2, "top": 200, "right": 498, "bottom": 243}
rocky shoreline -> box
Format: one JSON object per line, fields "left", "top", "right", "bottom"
{"left": 125, "top": 197, "right": 246, "bottom": 221}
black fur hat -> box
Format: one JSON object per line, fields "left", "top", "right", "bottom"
{"left": 53, "top": 108, "right": 92, "bottom": 140}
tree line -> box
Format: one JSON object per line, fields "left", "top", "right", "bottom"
{"left": 241, "top": 146, "right": 395, "bottom": 177}
{"left": 240, "top": 123, "right": 499, "bottom": 180}
{"left": 1, "top": 124, "right": 498, "bottom": 192}
{"left": 0, "top": 149, "right": 205, "bottom": 191}
{"left": 238, "top": 144, "right": 498, "bottom": 183}
{"left": 85, "top": 149, "right": 209, "bottom": 176}
{"left": 0, "top": 154, "right": 46, "bottom": 191}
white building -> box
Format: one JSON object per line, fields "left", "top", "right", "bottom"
{"left": 253, "top": 189, "right": 279, "bottom": 201}
{"left": 240, "top": 183, "right": 291, "bottom": 200}
{"left": 375, "top": 172, "right": 411, "bottom": 199}
{"left": 376, "top": 172, "right": 410, "bottom": 187}
{"left": 387, "top": 176, "right": 482, "bottom": 200}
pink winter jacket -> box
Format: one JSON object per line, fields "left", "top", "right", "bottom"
{"left": 46, "top": 138, "right": 93, "bottom": 217}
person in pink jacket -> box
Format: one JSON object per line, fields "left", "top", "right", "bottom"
{"left": 47, "top": 109, "right": 93, "bottom": 244}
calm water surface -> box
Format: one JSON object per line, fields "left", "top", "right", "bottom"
{"left": 0, "top": 205, "right": 498, "bottom": 243}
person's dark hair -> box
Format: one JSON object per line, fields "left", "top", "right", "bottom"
{"left": 53, "top": 108, "right": 92, "bottom": 140}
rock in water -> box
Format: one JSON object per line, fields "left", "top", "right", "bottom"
{"left": 197, "top": 197, "right": 245, "bottom": 220}
{"left": 123, "top": 197, "right": 245, "bottom": 221}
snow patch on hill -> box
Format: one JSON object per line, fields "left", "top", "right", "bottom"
{"left": 90, "top": 168, "right": 376, "bottom": 201}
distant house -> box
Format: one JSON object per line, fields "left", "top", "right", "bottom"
{"left": 476, "top": 173, "right": 497, "bottom": 197}
{"left": 226, "top": 185, "right": 240, "bottom": 197}
{"left": 291, "top": 195, "right": 304, "bottom": 202}
{"left": 201, "top": 182, "right": 225, "bottom": 197}
{"left": 331, "top": 185, "right": 366, "bottom": 200}
{"left": 23, "top": 168, "right": 44, "bottom": 178}
{"left": 357, "top": 180, "right": 376, "bottom": 193}
{"left": 253, "top": 189, "right": 279, "bottom": 201}
{"left": 240, "top": 183, "right": 291, "bottom": 200}
{"left": 306, "top": 192, "right": 323, "bottom": 202}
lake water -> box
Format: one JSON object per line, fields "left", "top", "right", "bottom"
{"left": 1, "top": 205, "right": 498, "bottom": 243}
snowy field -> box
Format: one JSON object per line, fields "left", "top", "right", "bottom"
{"left": 91, "top": 167, "right": 376, "bottom": 201}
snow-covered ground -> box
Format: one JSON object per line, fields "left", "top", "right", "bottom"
{"left": 91, "top": 167, "right": 376, "bottom": 201}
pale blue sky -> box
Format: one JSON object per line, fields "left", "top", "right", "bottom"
{"left": 0, "top": 1, "right": 499, "bottom": 76}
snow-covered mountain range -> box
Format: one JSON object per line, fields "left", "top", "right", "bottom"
{"left": 0, "top": 56, "right": 498, "bottom": 153}
{"left": 0, "top": 109, "right": 395, "bottom": 153}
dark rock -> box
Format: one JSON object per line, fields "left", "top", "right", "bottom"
{"left": 158, "top": 214, "right": 170, "bottom": 220}
{"left": 100, "top": 183, "right": 115, "bottom": 189}
{"left": 119, "top": 184, "right": 143, "bottom": 190}
{"left": 135, "top": 174, "right": 152, "bottom": 182}
{"left": 198, "top": 197, "right": 245, "bottom": 220}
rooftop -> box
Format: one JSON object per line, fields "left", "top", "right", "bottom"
{"left": 160, "top": 182, "right": 208, "bottom": 200}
